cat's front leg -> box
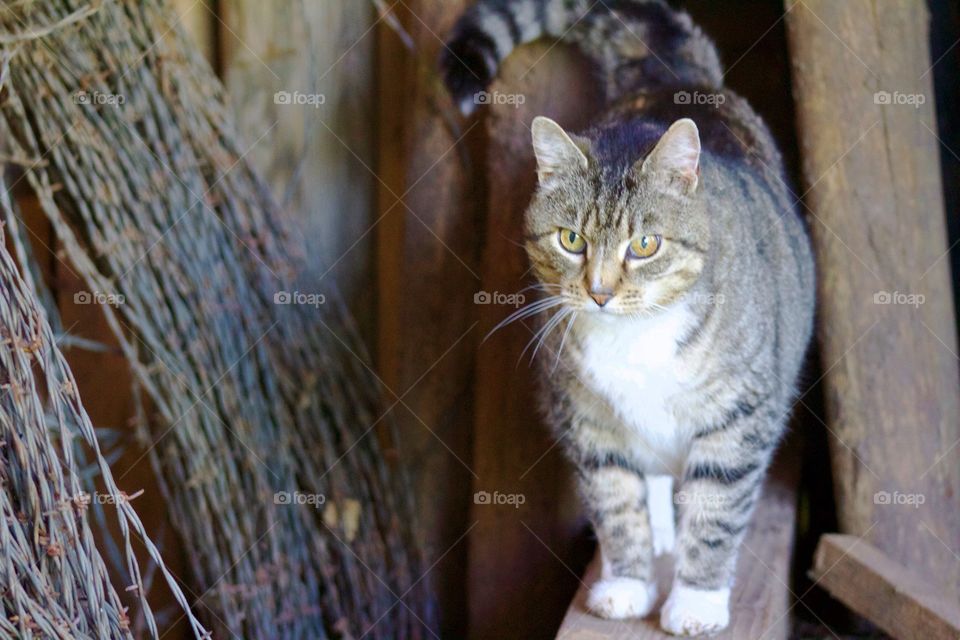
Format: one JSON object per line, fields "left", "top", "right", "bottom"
{"left": 577, "top": 458, "right": 658, "bottom": 620}
{"left": 661, "top": 412, "right": 778, "bottom": 636}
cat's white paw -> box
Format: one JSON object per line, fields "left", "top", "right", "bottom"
{"left": 586, "top": 577, "right": 657, "bottom": 620}
{"left": 660, "top": 584, "right": 730, "bottom": 636}
{"left": 647, "top": 475, "right": 675, "bottom": 556}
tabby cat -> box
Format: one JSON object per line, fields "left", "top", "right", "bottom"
{"left": 442, "top": 0, "right": 815, "bottom": 635}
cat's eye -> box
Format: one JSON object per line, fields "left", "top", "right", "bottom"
{"left": 628, "top": 235, "right": 662, "bottom": 259}
{"left": 558, "top": 229, "right": 587, "bottom": 254}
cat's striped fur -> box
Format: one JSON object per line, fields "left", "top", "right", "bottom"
{"left": 444, "top": 1, "right": 814, "bottom": 636}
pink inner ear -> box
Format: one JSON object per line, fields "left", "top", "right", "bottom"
{"left": 668, "top": 132, "right": 700, "bottom": 177}
{"left": 652, "top": 122, "right": 701, "bottom": 185}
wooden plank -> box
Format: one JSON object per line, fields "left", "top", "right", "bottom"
{"left": 810, "top": 534, "right": 960, "bottom": 640}
{"left": 468, "top": 44, "right": 601, "bottom": 640}
{"left": 170, "top": 0, "right": 215, "bottom": 66}
{"left": 219, "top": 0, "right": 378, "bottom": 342}
{"left": 555, "top": 447, "right": 800, "bottom": 640}
{"left": 376, "top": 2, "right": 480, "bottom": 636}
{"left": 784, "top": 0, "right": 960, "bottom": 586}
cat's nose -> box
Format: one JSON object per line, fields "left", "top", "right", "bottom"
{"left": 589, "top": 290, "right": 614, "bottom": 307}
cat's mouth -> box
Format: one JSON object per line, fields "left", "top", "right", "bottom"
{"left": 578, "top": 297, "right": 671, "bottom": 317}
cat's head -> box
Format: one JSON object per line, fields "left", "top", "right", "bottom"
{"left": 524, "top": 116, "right": 709, "bottom": 316}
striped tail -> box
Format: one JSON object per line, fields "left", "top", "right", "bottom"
{"left": 441, "top": 0, "right": 724, "bottom": 115}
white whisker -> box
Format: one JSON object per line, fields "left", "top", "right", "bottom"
{"left": 552, "top": 311, "right": 577, "bottom": 373}
{"left": 517, "top": 308, "right": 567, "bottom": 367}
{"left": 529, "top": 308, "right": 572, "bottom": 365}
{"left": 484, "top": 295, "right": 565, "bottom": 341}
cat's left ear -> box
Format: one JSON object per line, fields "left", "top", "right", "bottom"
{"left": 641, "top": 118, "right": 701, "bottom": 194}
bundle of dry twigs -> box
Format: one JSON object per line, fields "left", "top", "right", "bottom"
{"left": 0, "top": 1, "right": 433, "bottom": 638}
{"left": 0, "top": 213, "right": 208, "bottom": 638}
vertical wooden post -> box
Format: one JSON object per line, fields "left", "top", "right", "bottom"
{"left": 468, "top": 46, "right": 599, "bottom": 640}
{"left": 786, "top": 0, "right": 960, "bottom": 587}
{"left": 219, "top": 0, "right": 378, "bottom": 341}
{"left": 377, "top": 2, "right": 481, "bottom": 636}
{"left": 171, "top": 0, "right": 215, "bottom": 66}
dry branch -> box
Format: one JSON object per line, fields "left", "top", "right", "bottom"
{"left": 0, "top": 212, "right": 207, "bottom": 638}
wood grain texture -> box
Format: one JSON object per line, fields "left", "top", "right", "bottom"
{"left": 219, "top": 0, "right": 378, "bottom": 341}
{"left": 170, "top": 0, "right": 214, "bottom": 65}
{"left": 555, "top": 446, "right": 800, "bottom": 640}
{"left": 376, "top": 2, "right": 481, "bottom": 636}
{"left": 468, "top": 44, "right": 601, "bottom": 640}
{"left": 810, "top": 534, "right": 960, "bottom": 640}
{"left": 785, "top": 0, "right": 960, "bottom": 588}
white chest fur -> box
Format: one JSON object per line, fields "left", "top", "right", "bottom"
{"left": 576, "top": 304, "right": 695, "bottom": 473}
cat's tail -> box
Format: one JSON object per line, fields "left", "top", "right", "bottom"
{"left": 441, "top": 0, "right": 724, "bottom": 115}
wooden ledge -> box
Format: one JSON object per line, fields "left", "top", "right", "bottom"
{"left": 555, "top": 448, "right": 800, "bottom": 639}
{"left": 809, "top": 534, "right": 960, "bottom": 640}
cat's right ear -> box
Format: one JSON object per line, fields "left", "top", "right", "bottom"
{"left": 640, "top": 118, "right": 701, "bottom": 194}
{"left": 532, "top": 116, "right": 588, "bottom": 189}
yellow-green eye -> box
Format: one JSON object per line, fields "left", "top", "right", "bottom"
{"left": 558, "top": 229, "right": 587, "bottom": 254}
{"left": 628, "top": 235, "right": 662, "bottom": 259}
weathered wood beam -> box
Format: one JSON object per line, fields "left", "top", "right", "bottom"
{"left": 171, "top": 0, "right": 215, "bottom": 66}
{"left": 219, "top": 0, "right": 378, "bottom": 341}
{"left": 810, "top": 533, "right": 960, "bottom": 640}
{"left": 785, "top": 0, "right": 960, "bottom": 588}
{"left": 468, "top": 44, "right": 601, "bottom": 640}
{"left": 376, "top": 2, "right": 481, "bottom": 636}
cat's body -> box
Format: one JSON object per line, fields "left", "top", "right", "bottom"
{"left": 443, "top": 1, "right": 814, "bottom": 636}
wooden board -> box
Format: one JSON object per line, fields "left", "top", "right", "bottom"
{"left": 468, "top": 44, "right": 602, "bottom": 640}
{"left": 171, "top": 0, "right": 214, "bottom": 65}
{"left": 219, "top": 0, "right": 378, "bottom": 342}
{"left": 555, "top": 447, "right": 800, "bottom": 640}
{"left": 375, "top": 2, "right": 480, "bottom": 636}
{"left": 785, "top": 0, "right": 960, "bottom": 587}
{"left": 810, "top": 534, "right": 960, "bottom": 640}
